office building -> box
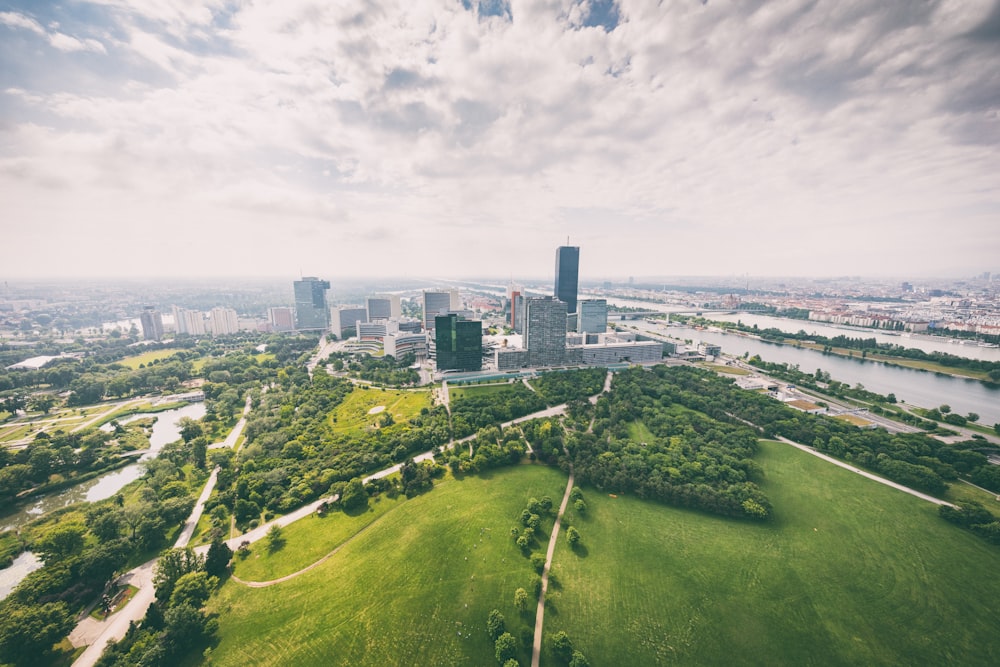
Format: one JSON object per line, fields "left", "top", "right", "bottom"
{"left": 268, "top": 307, "right": 295, "bottom": 332}
{"left": 209, "top": 307, "right": 239, "bottom": 336}
{"left": 366, "top": 295, "right": 401, "bottom": 321}
{"left": 577, "top": 299, "right": 608, "bottom": 334}
{"left": 423, "top": 291, "right": 452, "bottom": 330}
{"left": 435, "top": 314, "right": 483, "bottom": 372}
{"left": 554, "top": 245, "right": 580, "bottom": 314}
{"left": 331, "top": 306, "right": 367, "bottom": 339}
{"left": 172, "top": 306, "right": 205, "bottom": 335}
{"left": 140, "top": 307, "right": 164, "bottom": 341}
{"left": 294, "top": 277, "right": 331, "bottom": 331}
{"left": 524, "top": 296, "right": 567, "bottom": 367}
{"left": 384, "top": 332, "right": 428, "bottom": 359}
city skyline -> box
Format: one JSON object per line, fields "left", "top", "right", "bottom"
{"left": 2, "top": 1, "right": 999, "bottom": 280}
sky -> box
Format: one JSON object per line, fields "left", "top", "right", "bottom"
{"left": 1, "top": 0, "right": 999, "bottom": 281}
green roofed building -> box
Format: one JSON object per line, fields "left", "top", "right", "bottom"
{"left": 435, "top": 314, "right": 482, "bottom": 372}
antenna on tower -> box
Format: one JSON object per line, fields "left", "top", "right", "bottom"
{"left": 566, "top": 235, "right": 570, "bottom": 245}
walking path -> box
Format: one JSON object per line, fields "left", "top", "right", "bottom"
{"left": 530, "top": 466, "right": 574, "bottom": 667}
{"left": 776, "top": 437, "right": 955, "bottom": 507}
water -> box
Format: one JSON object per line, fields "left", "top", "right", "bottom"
{"left": 0, "top": 402, "right": 206, "bottom": 532}
{"left": 638, "top": 322, "right": 1000, "bottom": 425}
{"left": 708, "top": 312, "right": 1000, "bottom": 363}
{"left": 0, "top": 551, "right": 43, "bottom": 601}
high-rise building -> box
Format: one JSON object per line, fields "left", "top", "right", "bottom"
{"left": 577, "top": 299, "right": 608, "bottom": 334}
{"left": 509, "top": 290, "right": 521, "bottom": 328}
{"left": 140, "top": 306, "right": 163, "bottom": 341}
{"left": 294, "top": 277, "right": 331, "bottom": 331}
{"left": 173, "top": 307, "right": 206, "bottom": 336}
{"left": 209, "top": 307, "right": 239, "bottom": 336}
{"left": 366, "top": 295, "right": 401, "bottom": 321}
{"left": 423, "top": 291, "right": 452, "bottom": 330}
{"left": 435, "top": 314, "right": 482, "bottom": 372}
{"left": 331, "top": 306, "right": 367, "bottom": 339}
{"left": 268, "top": 307, "right": 295, "bottom": 332}
{"left": 554, "top": 245, "right": 580, "bottom": 314}
{"left": 524, "top": 296, "right": 567, "bottom": 367}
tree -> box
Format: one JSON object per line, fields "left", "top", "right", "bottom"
{"left": 178, "top": 418, "right": 203, "bottom": 444}
{"left": 340, "top": 477, "right": 368, "bottom": 511}
{"left": 35, "top": 524, "right": 85, "bottom": 562}
{"left": 503, "top": 660, "right": 520, "bottom": 667}
{"left": 266, "top": 524, "right": 285, "bottom": 552}
{"left": 566, "top": 526, "right": 581, "bottom": 547}
{"left": 994, "top": 423, "right": 1000, "bottom": 436}
{"left": 494, "top": 632, "right": 517, "bottom": 664}
{"left": 169, "top": 571, "right": 217, "bottom": 610}
{"left": 486, "top": 609, "right": 506, "bottom": 641}
{"left": 514, "top": 587, "right": 529, "bottom": 612}
{"left": 967, "top": 412, "right": 980, "bottom": 423}
{"left": 205, "top": 538, "right": 233, "bottom": 578}
{"left": 162, "top": 603, "right": 213, "bottom": 654}
{"left": 154, "top": 548, "right": 204, "bottom": 603}
{"left": 0, "top": 602, "right": 75, "bottom": 666}
{"left": 939, "top": 404, "right": 951, "bottom": 414}
{"left": 551, "top": 631, "right": 574, "bottom": 662}
{"left": 569, "top": 650, "right": 591, "bottom": 667}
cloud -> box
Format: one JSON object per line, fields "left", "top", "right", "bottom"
{"left": 0, "top": 0, "right": 998, "bottom": 279}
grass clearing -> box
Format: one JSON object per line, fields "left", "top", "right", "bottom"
{"left": 330, "top": 387, "right": 432, "bottom": 436}
{"left": 544, "top": 439, "right": 1000, "bottom": 666}
{"left": 626, "top": 420, "right": 656, "bottom": 444}
{"left": 206, "top": 465, "right": 567, "bottom": 667}
{"left": 232, "top": 494, "right": 407, "bottom": 582}
{"left": 832, "top": 413, "right": 873, "bottom": 427}
{"left": 448, "top": 382, "right": 519, "bottom": 401}
{"left": 700, "top": 363, "right": 750, "bottom": 375}
{"left": 118, "top": 348, "right": 181, "bottom": 369}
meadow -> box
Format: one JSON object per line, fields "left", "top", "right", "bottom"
{"left": 543, "top": 439, "right": 1000, "bottom": 666}
{"left": 329, "top": 386, "right": 432, "bottom": 436}
{"left": 205, "top": 465, "right": 567, "bottom": 666}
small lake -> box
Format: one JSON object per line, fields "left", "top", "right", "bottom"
{"left": 0, "top": 402, "right": 206, "bottom": 533}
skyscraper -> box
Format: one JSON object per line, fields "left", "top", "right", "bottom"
{"left": 140, "top": 306, "right": 163, "bottom": 341}
{"left": 366, "top": 295, "right": 401, "bottom": 321}
{"left": 524, "top": 296, "right": 567, "bottom": 367}
{"left": 577, "top": 299, "right": 608, "bottom": 334}
{"left": 423, "top": 291, "right": 452, "bottom": 330}
{"left": 435, "top": 314, "right": 482, "bottom": 372}
{"left": 554, "top": 245, "right": 580, "bottom": 314}
{"left": 294, "top": 277, "right": 331, "bottom": 331}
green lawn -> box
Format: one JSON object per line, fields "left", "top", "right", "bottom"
{"left": 330, "top": 387, "right": 432, "bottom": 436}
{"left": 543, "top": 440, "right": 1000, "bottom": 666}
{"left": 448, "top": 382, "right": 519, "bottom": 401}
{"left": 699, "top": 363, "right": 750, "bottom": 375}
{"left": 206, "top": 465, "right": 568, "bottom": 667}
{"left": 626, "top": 420, "right": 656, "bottom": 444}
{"left": 118, "top": 348, "right": 181, "bottom": 369}
{"left": 232, "top": 493, "right": 407, "bottom": 582}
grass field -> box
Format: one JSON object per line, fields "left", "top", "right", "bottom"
{"left": 832, "top": 413, "right": 873, "bottom": 427}
{"left": 699, "top": 363, "right": 750, "bottom": 375}
{"left": 543, "top": 439, "right": 1000, "bottom": 666}
{"left": 232, "top": 494, "right": 407, "bottom": 582}
{"left": 626, "top": 420, "right": 656, "bottom": 444}
{"left": 205, "top": 465, "right": 567, "bottom": 667}
{"left": 448, "top": 382, "right": 519, "bottom": 401}
{"left": 330, "top": 387, "right": 432, "bottom": 436}
{"left": 118, "top": 348, "right": 181, "bottom": 369}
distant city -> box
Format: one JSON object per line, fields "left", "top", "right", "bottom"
{"left": 3, "top": 247, "right": 998, "bottom": 381}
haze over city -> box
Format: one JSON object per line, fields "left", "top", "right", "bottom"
{"left": 2, "top": 0, "right": 999, "bottom": 279}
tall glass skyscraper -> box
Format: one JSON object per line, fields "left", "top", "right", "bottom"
{"left": 554, "top": 245, "right": 580, "bottom": 314}
{"left": 293, "top": 277, "right": 331, "bottom": 331}
{"left": 435, "top": 314, "right": 482, "bottom": 371}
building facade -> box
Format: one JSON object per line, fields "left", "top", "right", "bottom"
{"left": 423, "top": 291, "right": 452, "bottom": 330}
{"left": 366, "top": 295, "right": 401, "bottom": 321}
{"left": 577, "top": 299, "right": 608, "bottom": 334}
{"left": 294, "top": 277, "right": 331, "bottom": 331}
{"left": 554, "top": 245, "right": 580, "bottom": 314}
{"left": 140, "top": 307, "right": 163, "bottom": 341}
{"left": 435, "top": 314, "right": 482, "bottom": 372}
{"left": 268, "top": 307, "right": 295, "bottom": 332}
{"left": 331, "top": 306, "right": 367, "bottom": 339}
{"left": 209, "top": 307, "right": 239, "bottom": 336}
{"left": 524, "top": 296, "right": 567, "bottom": 367}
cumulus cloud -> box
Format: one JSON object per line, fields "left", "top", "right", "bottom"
{"left": 1, "top": 0, "right": 998, "bottom": 279}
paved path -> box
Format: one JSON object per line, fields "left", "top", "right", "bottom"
{"left": 531, "top": 466, "right": 574, "bottom": 667}
{"left": 776, "top": 437, "right": 955, "bottom": 507}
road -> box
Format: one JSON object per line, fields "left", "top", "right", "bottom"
{"left": 531, "top": 466, "right": 574, "bottom": 667}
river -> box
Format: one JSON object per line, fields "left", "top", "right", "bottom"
{"left": 630, "top": 320, "right": 1000, "bottom": 425}
{"left": 0, "top": 402, "right": 206, "bottom": 533}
